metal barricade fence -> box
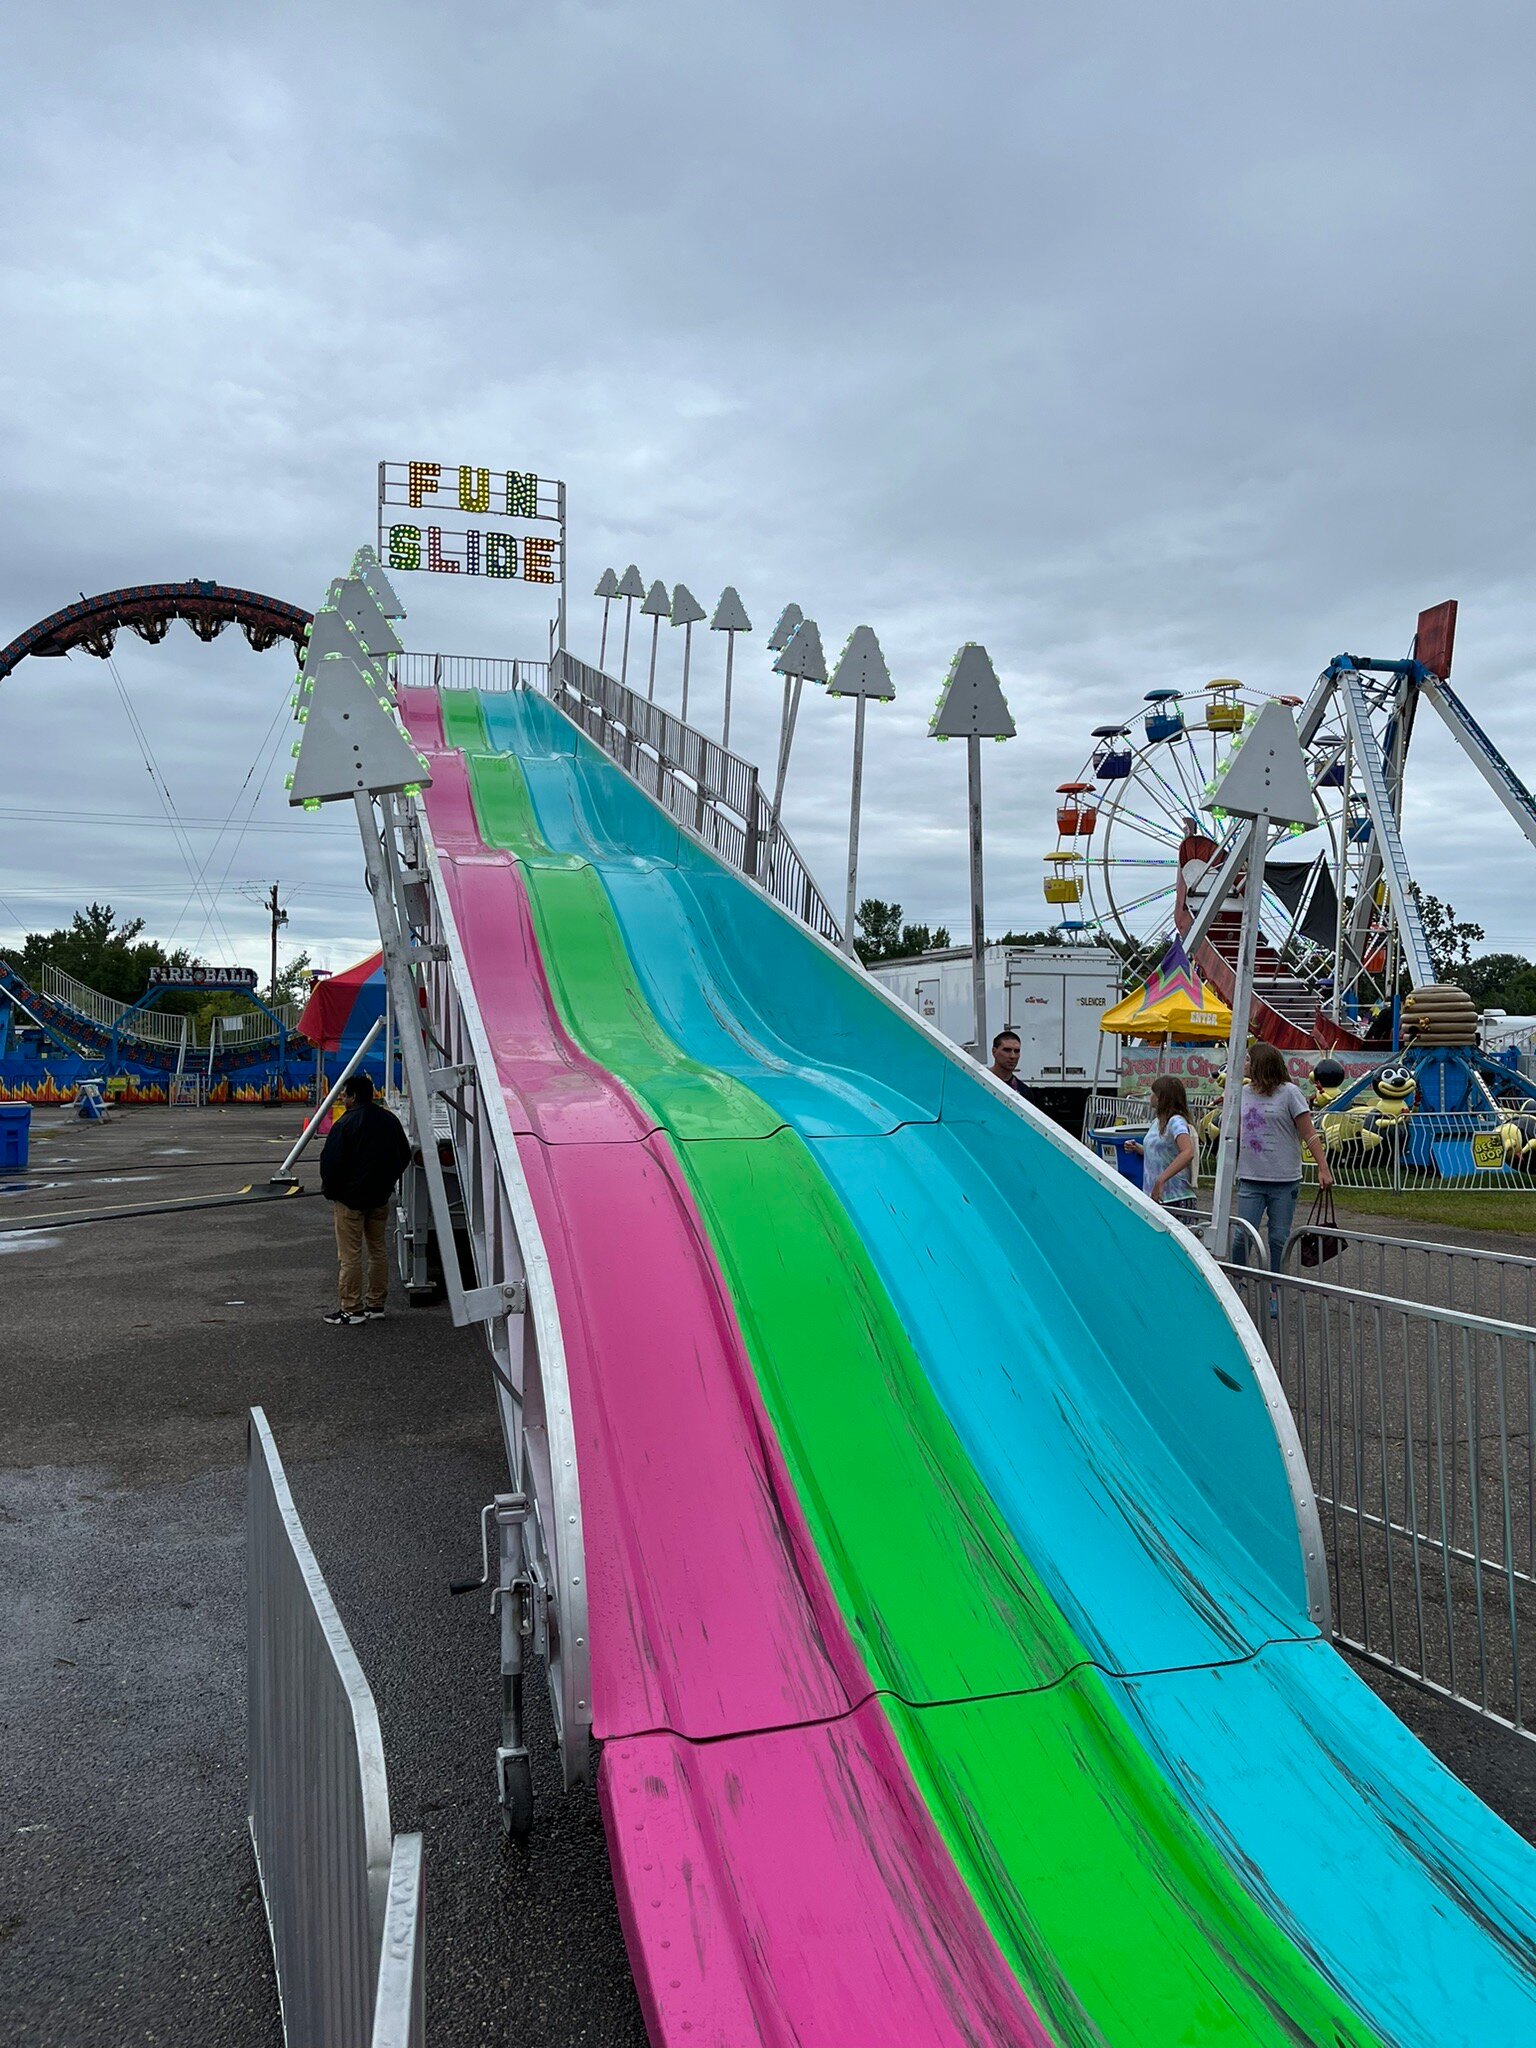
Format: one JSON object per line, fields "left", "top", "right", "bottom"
{"left": 1091, "top": 1093, "right": 1536, "bottom": 1196}
{"left": 1300, "top": 1107, "right": 1536, "bottom": 1196}
{"left": 248, "top": 1407, "right": 425, "bottom": 2046}
{"left": 1282, "top": 1222, "right": 1536, "bottom": 1329}
{"left": 1222, "top": 1267, "right": 1536, "bottom": 1741}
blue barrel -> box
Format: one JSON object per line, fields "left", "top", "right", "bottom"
{"left": 1089, "top": 1125, "right": 1146, "bottom": 1189}
{"left": 0, "top": 1101, "right": 31, "bottom": 1169}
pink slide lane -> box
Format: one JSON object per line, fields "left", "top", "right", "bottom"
{"left": 402, "top": 691, "right": 1049, "bottom": 2048}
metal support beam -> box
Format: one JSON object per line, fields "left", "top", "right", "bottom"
{"left": 1206, "top": 817, "right": 1267, "bottom": 1259}
{"left": 1422, "top": 676, "right": 1536, "bottom": 855}
{"left": 354, "top": 791, "right": 479, "bottom": 1328}
{"left": 270, "top": 1016, "right": 385, "bottom": 1185}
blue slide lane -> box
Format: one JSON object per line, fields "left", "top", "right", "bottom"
{"left": 481, "top": 687, "right": 1536, "bottom": 2046}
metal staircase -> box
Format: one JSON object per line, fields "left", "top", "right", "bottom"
{"left": 1336, "top": 665, "right": 1436, "bottom": 990}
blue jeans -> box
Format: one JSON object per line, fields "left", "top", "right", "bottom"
{"left": 1233, "top": 1179, "right": 1300, "bottom": 1271}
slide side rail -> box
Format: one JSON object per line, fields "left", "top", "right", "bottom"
{"left": 396, "top": 793, "right": 593, "bottom": 1799}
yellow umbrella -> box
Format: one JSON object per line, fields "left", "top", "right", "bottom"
{"left": 1099, "top": 937, "right": 1232, "bottom": 1042}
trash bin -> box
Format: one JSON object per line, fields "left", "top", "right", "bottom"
{"left": 1089, "top": 1123, "right": 1146, "bottom": 1189}
{"left": 0, "top": 1101, "right": 31, "bottom": 1168}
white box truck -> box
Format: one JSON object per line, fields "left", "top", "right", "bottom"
{"left": 866, "top": 944, "right": 1121, "bottom": 1134}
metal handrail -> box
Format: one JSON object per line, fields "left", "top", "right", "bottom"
{"left": 394, "top": 650, "right": 550, "bottom": 695}
{"left": 1284, "top": 1218, "right": 1536, "bottom": 1274}
{"left": 40, "top": 963, "right": 186, "bottom": 1045}
{"left": 548, "top": 649, "right": 843, "bottom": 944}
{"left": 33, "top": 962, "right": 302, "bottom": 1049}
{"left": 1232, "top": 1257, "right": 1536, "bottom": 1336}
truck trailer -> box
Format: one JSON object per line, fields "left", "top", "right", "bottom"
{"left": 865, "top": 943, "right": 1121, "bottom": 1135}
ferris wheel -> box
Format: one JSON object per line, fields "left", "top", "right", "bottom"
{"left": 1045, "top": 676, "right": 1341, "bottom": 953}
{"left": 1040, "top": 603, "right": 1515, "bottom": 1050}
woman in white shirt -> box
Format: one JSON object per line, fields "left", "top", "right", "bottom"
{"left": 1235, "top": 1041, "right": 1333, "bottom": 1269}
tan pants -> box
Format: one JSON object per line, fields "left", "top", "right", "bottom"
{"left": 334, "top": 1203, "right": 390, "bottom": 1312}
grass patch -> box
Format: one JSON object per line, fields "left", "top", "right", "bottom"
{"left": 1329, "top": 1185, "right": 1536, "bottom": 1236}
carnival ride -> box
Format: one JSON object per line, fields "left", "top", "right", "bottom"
{"left": 1045, "top": 601, "right": 1536, "bottom": 1054}
{"left": 273, "top": 530, "right": 1536, "bottom": 2046}
{"left": 0, "top": 954, "right": 311, "bottom": 1103}
{"left": 0, "top": 580, "right": 330, "bottom": 1102}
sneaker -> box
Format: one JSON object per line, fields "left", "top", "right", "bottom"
{"left": 363, "top": 1306, "right": 386, "bottom": 1319}
{"left": 323, "top": 1307, "right": 366, "bottom": 1325}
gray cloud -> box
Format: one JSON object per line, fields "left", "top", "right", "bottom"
{"left": 3, "top": 0, "right": 1535, "bottom": 977}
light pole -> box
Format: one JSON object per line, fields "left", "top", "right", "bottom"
{"left": 1203, "top": 702, "right": 1317, "bottom": 1259}
{"left": 669, "top": 583, "right": 706, "bottom": 724}
{"left": 614, "top": 564, "right": 645, "bottom": 688}
{"left": 770, "top": 618, "right": 826, "bottom": 830}
{"left": 929, "top": 644, "right": 1015, "bottom": 1059}
{"left": 827, "top": 626, "right": 894, "bottom": 957}
{"left": 767, "top": 603, "right": 804, "bottom": 799}
{"left": 710, "top": 586, "right": 751, "bottom": 749}
{"left": 594, "top": 567, "right": 618, "bottom": 670}
{"left": 641, "top": 580, "right": 669, "bottom": 702}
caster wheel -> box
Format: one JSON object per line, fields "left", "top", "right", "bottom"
{"left": 499, "top": 1752, "right": 534, "bottom": 1838}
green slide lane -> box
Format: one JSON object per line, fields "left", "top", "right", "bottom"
{"left": 443, "top": 690, "right": 1379, "bottom": 2047}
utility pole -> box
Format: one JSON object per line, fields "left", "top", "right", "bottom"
{"left": 261, "top": 882, "right": 290, "bottom": 1001}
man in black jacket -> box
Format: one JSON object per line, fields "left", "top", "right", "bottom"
{"left": 318, "top": 1073, "right": 413, "bottom": 1325}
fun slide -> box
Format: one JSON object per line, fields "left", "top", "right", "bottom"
{"left": 399, "top": 678, "right": 1536, "bottom": 2048}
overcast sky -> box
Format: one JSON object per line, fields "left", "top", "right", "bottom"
{"left": 3, "top": 1, "right": 1536, "bottom": 979}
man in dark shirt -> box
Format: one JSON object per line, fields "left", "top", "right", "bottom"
{"left": 989, "top": 1029, "right": 1028, "bottom": 1094}
{"left": 318, "top": 1073, "right": 413, "bottom": 1325}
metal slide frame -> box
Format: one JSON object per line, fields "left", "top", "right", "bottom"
{"left": 353, "top": 783, "right": 592, "bottom": 1817}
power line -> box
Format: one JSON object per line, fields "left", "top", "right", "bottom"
{"left": 98, "top": 639, "right": 242, "bottom": 963}
{"left": 171, "top": 665, "right": 300, "bottom": 948}
{"left": 190, "top": 686, "right": 308, "bottom": 956}
{"left": 0, "top": 807, "right": 351, "bottom": 835}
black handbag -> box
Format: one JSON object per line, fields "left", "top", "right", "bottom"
{"left": 1297, "top": 1187, "right": 1345, "bottom": 1267}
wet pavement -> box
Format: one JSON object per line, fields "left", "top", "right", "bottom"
{"left": 1, "top": 1104, "right": 644, "bottom": 2048}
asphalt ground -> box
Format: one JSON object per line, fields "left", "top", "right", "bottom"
{"left": 1, "top": 1104, "right": 645, "bottom": 2048}
{"left": 2, "top": 1106, "right": 1534, "bottom": 2047}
